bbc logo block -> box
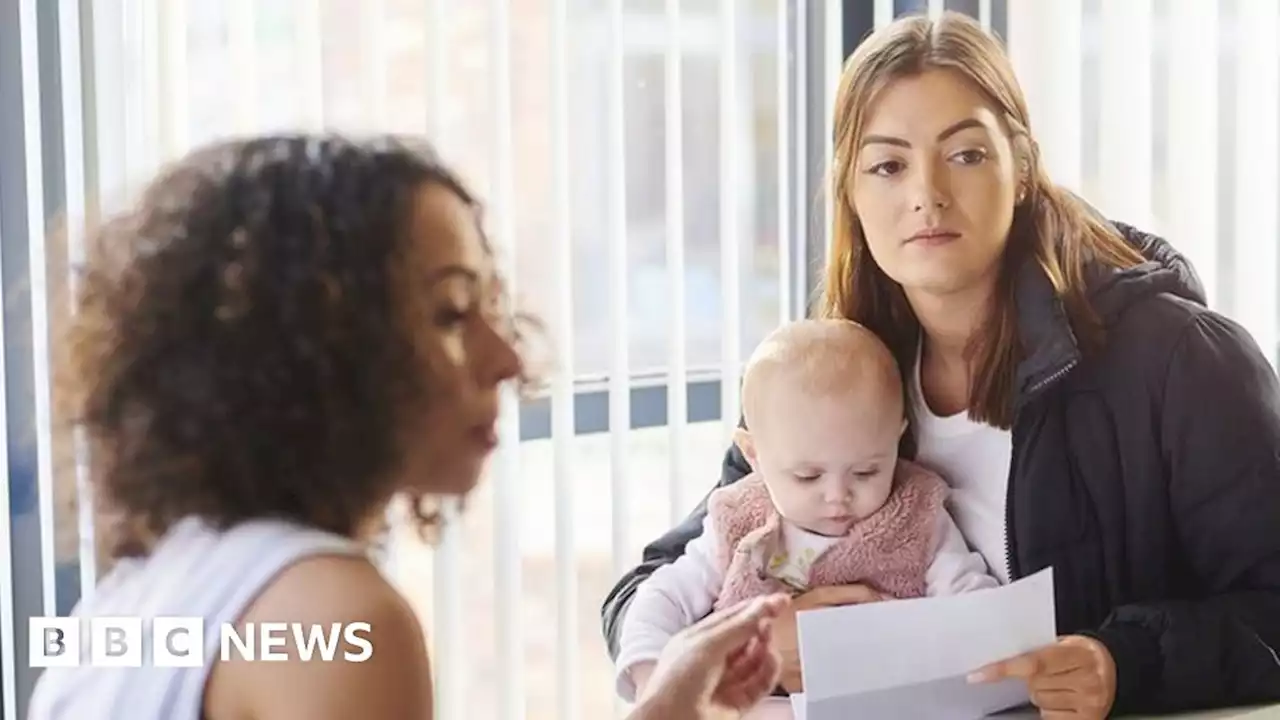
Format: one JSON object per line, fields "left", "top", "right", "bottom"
{"left": 152, "top": 617, "right": 204, "bottom": 667}
{"left": 29, "top": 617, "right": 372, "bottom": 666}
{"left": 29, "top": 617, "right": 206, "bottom": 668}
{"left": 29, "top": 617, "right": 80, "bottom": 668}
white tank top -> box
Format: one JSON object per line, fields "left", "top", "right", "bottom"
{"left": 26, "top": 516, "right": 367, "bottom": 719}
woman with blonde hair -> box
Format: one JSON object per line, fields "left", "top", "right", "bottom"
{"left": 606, "top": 11, "right": 1280, "bottom": 718}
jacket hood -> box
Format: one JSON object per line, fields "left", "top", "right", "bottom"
{"left": 1087, "top": 220, "right": 1207, "bottom": 320}
{"left": 1012, "top": 211, "right": 1207, "bottom": 403}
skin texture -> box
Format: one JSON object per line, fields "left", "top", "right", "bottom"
{"left": 848, "top": 68, "right": 1117, "bottom": 719}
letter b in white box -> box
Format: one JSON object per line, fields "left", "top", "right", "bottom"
{"left": 91, "top": 617, "right": 142, "bottom": 667}
{"left": 29, "top": 617, "right": 81, "bottom": 667}
{"left": 153, "top": 617, "right": 204, "bottom": 667}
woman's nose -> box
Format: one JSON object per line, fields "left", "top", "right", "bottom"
{"left": 476, "top": 319, "right": 523, "bottom": 386}
{"left": 912, "top": 195, "right": 949, "bottom": 212}
{"left": 910, "top": 164, "right": 951, "bottom": 212}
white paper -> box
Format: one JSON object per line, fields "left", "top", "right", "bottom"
{"left": 794, "top": 567, "right": 1057, "bottom": 720}
{"left": 790, "top": 693, "right": 806, "bottom": 720}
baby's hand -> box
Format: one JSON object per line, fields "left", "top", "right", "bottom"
{"left": 774, "top": 584, "right": 886, "bottom": 692}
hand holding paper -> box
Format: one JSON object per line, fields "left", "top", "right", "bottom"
{"left": 791, "top": 568, "right": 1058, "bottom": 720}
{"left": 968, "top": 633, "right": 1117, "bottom": 717}
{"left": 771, "top": 584, "right": 888, "bottom": 692}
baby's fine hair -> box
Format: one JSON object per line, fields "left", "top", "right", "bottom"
{"left": 739, "top": 319, "right": 902, "bottom": 428}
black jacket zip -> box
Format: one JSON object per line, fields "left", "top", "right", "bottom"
{"left": 1005, "top": 358, "right": 1079, "bottom": 583}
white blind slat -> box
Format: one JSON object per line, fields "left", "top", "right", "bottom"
{"left": 606, "top": 0, "right": 631, "bottom": 582}
{"left": 1097, "top": 0, "right": 1154, "bottom": 227}
{"left": 157, "top": 0, "right": 187, "bottom": 161}
{"left": 775, "top": 0, "right": 791, "bottom": 328}
{"left": 363, "top": 1, "right": 387, "bottom": 130}
{"left": 1007, "top": 0, "right": 1083, "bottom": 194}
{"left": 426, "top": 3, "right": 462, "bottom": 719}
{"left": 665, "top": 0, "right": 688, "bottom": 525}
{"left": 875, "top": 0, "right": 895, "bottom": 28}
{"left": 488, "top": 2, "right": 523, "bottom": 719}
{"left": 1167, "top": 0, "right": 1219, "bottom": 308}
{"left": 549, "top": 0, "right": 578, "bottom": 716}
{"left": 822, "top": 1, "right": 842, "bottom": 266}
{"left": 228, "top": 0, "right": 257, "bottom": 134}
{"left": 719, "top": 0, "right": 741, "bottom": 440}
{"left": 58, "top": 0, "right": 98, "bottom": 600}
{"left": 295, "top": 2, "right": 324, "bottom": 131}
{"left": 1234, "top": 0, "right": 1279, "bottom": 367}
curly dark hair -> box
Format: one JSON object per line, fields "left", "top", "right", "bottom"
{"left": 59, "top": 134, "right": 516, "bottom": 558}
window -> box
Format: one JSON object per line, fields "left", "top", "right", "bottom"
{"left": 5, "top": 2, "right": 814, "bottom": 718}
{"left": 10, "top": 2, "right": 1278, "bottom": 720}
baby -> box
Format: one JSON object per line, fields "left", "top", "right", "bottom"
{"left": 614, "top": 319, "right": 998, "bottom": 702}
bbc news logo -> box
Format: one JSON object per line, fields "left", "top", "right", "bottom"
{"left": 29, "top": 617, "right": 373, "bottom": 667}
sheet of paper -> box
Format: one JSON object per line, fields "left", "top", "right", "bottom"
{"left": 742, "top": 697, "right": 799, "bottom": 720}
{"left": 790, "top": 693, "right": 806, "bottom": 720}
{"left": 794, "top": 567, "right": 1057, "bottom": 720}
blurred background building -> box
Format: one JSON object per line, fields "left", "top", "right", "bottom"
{"left": 0, "top": 0, "right": 1275, "bottom": 718}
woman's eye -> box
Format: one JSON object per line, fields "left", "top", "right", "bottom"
{"left": 952, "top": 148, "right": 987, "bottom": 165}
{"left": 866, "top": 160, "right": 904, "bottom": 177}
{"left": 433, "top": 306, "right": 470, "bottom": 328}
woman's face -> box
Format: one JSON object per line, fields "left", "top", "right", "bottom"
{"left": 397, "top": 183, "right": 522, "bottom": 496}
{"left": 848, "top": 68, "right": 1021, "bottom": 299}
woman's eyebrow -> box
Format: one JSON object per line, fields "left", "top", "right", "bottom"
{"left": 425, "top": 265, "right": 480, "bottom": 286}
{"left": 861, "top": 117, "right": 987, "bottom": 149}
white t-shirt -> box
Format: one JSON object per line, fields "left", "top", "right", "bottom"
{"left": 908, "top": 346, "right": 1015, "bottom": 586}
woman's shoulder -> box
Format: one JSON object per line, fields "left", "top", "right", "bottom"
{"left": 234, "top": 552, "right": 425, "bottom": 653}
{"left": 204, "top": 552, "right": 432, "bottom": 718}
{"left": 1088, "top": 291, "right": 1272, "bottom": 400}
{"left": 240, "top": 551, "right": 413, "bottom": 621}
{"left": 1099, "top": 291, "right": 1212, "bottom": 363}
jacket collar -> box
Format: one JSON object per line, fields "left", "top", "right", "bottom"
{"left": 1009, "top": 216, "right": 1208, "bottom": 408}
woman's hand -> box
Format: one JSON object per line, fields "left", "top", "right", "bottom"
{"left": 772, "top": 584, "right": 886, "bottom": 692}
{"left": 634, "top": 595, "right": 789, "bottom": 720}
{"left": 967, "top": 635, "right": 1117, "bottom": 719}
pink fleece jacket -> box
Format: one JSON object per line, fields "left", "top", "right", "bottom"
{"left": 706, "top": 459, "right": 949, "bottom": 611}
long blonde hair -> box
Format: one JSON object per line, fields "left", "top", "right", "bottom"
{"left": 818, "top": 11, "right": 1143, "bottom": 429}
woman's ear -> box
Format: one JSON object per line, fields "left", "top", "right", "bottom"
{"left": 733, "top": 427, "right": 759, "bottom": 471}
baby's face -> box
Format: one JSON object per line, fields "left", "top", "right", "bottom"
{"left": 750, "top": 388, "right": 902, "bottom": 537}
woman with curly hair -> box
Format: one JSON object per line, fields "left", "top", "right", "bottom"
{"left": 28, "top": 135, "right": 786, "bottom": 720}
